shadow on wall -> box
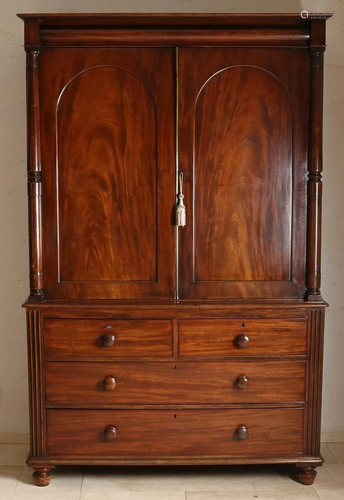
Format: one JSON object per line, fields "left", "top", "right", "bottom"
{"left": 30, "top": 0, "right": 304, "bottom": 14}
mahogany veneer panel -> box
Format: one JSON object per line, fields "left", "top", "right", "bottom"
{"left": 45, "top": 360, "right": 306, "bottom": 405}
{"left": 179, "top": 318, "right": 307, "bottom": 357}
{"left": 44, "top": 319, "right": 173, "bottom": 359}
{"left": 178, "top": 47, "right": 310, "bottom": 300}
{"left": 46, "top": 408, "right": 304, "bottom": 457}
{"left": 40, "top": 47, "right": 175, "bottom": 300}
{"left": 194, "top": 66, "right": 292, "bottom": 282}
{"left": 57, "top": 66, "right": 158, "bottom": 283}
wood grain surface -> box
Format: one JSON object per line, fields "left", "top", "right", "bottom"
{"left": 57, "top": 66, "right": 158, "bottom": 283}
{"left": 44, "top": 319, "right": 173, "bottom": 359}
{"left": 179, "top": 318, "right": 307, "bottom": 357}
{"left": 45, "top": 360, "right": 306, "bottom": 405}
{"left": 40, "top": 48, "right": 175, "bottom": 299}
{"left": 178, "top": 47, "right": 310, "bottom": 299}
{"left": 194, "top": 66, "right": 292, "bottom": 282}
{"left": 46, "top": 408, "right": 304, "bottom": 457}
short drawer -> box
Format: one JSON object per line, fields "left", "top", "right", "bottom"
{"left": 44, "top": 319, "right": 173, "bottom": 359}
{"left": 45, "top": 360, "right": 305, "bottom": 405}
{"left": 46, "top": 408, "right": 304, "bottom": 457}
{"left": 179, "top": 319, "right": 307, "bottom": 357}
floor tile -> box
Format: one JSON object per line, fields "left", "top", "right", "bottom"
{"left": 0, "top": 493, "right": 81, "bottom": 500}
{"left": 186, "top": 491, "right": 320, "bottom": 500}
{"left": 81, "top": 492, "right": 185, "bottom": 500}
{"left": 321, "top": 443, "right": 338, "bottom": 464}
{"left": 327, "top": 443, "right": 344, "bottom": 463}
{"left": 2, "top": 443, "right": 344, "bottom": 497}
{"left": 82, "top": 466, "right": 255, "bottom": 492}
{"left": 16, "top": 465, "right": 84, "bottom": 491}
{"left": 317, "top": 491, "right": 344, "bottom": 500}
{"left": 0, "top": 445, "right": 29, "bottom": 466}
{"left": 313, "top": 464, "right": 344, "bottom": 490}
{"left": 250, "top": 464, "right": 312, "bottom": 492}
{"left": 0, "top": 466, "right": 23, "bottom": 491}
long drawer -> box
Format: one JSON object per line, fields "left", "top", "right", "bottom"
{"left": 46, "top": 408, "right": 304, "bottom": 457}
{"left": 44, "top": 319, "right": 173, "bottom": 359}
{"left": 179, "top": 319, "right": 307, "bottom": 357}
{"left": 45, "top": 361, "right": 306, "bottom": 405}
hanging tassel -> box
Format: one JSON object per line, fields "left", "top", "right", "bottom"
{"left": 176, "top": 172, "right": 186, "bottom": 227}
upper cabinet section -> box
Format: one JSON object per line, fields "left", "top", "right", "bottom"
{"left": 40, "top": 48, "right": 175, "bottom": 299}
{"left": 21, "top": 14, "right": 331, "bottom": 302}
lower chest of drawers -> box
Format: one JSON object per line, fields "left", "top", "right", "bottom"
{"left": 41, "top": 314, "right": 308, "bottom": 459}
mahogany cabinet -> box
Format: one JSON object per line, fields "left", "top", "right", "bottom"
{"left": 19, "top": 13, "right": 332, "bottom": 487}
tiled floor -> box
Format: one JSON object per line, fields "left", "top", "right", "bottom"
{"left": 0, "top": 443, "right": 344, "bottom": 499}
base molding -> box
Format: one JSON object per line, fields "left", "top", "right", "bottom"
{"left": 27, "top": 455, "right": 324, "bottom": 467}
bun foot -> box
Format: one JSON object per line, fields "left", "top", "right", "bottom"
{"left": 296, "top": 466, "right": 317, "bottom": 485}
{"left": 32, "top": 468, "right": 54, "bottom": 487}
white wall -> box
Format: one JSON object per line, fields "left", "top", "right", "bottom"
{"left": 0, "top": 0, "right": 343, "bottom": 439}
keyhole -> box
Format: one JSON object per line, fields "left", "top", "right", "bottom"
{"left": 175, "top": 366, "right": 178, "bottom": 370}
{"left": 174, "top": 414, "right": 177, "bottom": 419}
{"left": 241, "top": 322, "right": 245, "bottom": 328}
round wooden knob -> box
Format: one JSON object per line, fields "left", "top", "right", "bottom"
{"left": 102, "top": 333, "right": 116, "bottom": 347}
{"left": 236, "top": 334, "right": 250, "bottom": 348}
{"left": 104, "top": 376, "right": 116, "bottom": 390}
{"left": 104, "top": 426, "right": 117, "bottom": 441}
{"left": 236, "top": 375, "right": 249, "bottom": 390}
{"left": 236, "top": 425, "right": 249, "bottom": 440}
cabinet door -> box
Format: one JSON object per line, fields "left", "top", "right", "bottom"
{"left": 178, "top": 48, "right": 309, "bottom": 300}
{"left": 40, "top": 48, "right": 175, "bottom": 299}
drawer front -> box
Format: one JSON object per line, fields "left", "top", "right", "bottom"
{"left": 44, "top": 319, "right": 173, "bottom": 359}
{"left": 179, "top": 319, "right": 307, "bottom": 357}
{"left": 47, "top": 408, "right": 304, "bottom": 457}
{"left": 45, "top": 361, "right": 305, "bottom": 405}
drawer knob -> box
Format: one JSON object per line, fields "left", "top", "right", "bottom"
{"left": 236, "top": 425, "right": 249, "bottom": 440}
{"left": 236, "top": 375, "right": 249, "bottom": 390}
{"left": 104, "top": 376, "right": 116, "bottom": 390}
{"left": 102, "top": 333, "right": 116, "bottom": 347}
{"left": 236, "top": 334, "right": 250, "bottom": 348}
{"left": 104, "top": 426, "right": 117, "bottom": 441}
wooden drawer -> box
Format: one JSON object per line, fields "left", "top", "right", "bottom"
{"left": 179, "top": 319, "right": 307, "bottom": 357}
{"left": 46, "top": 408, "right": 304, "bottom": 457}
{"left": 45, "top": 360, "right": 305, "bottom": 405}
{"left": 44, "top": 319, "right": 173, "bottom": 359}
